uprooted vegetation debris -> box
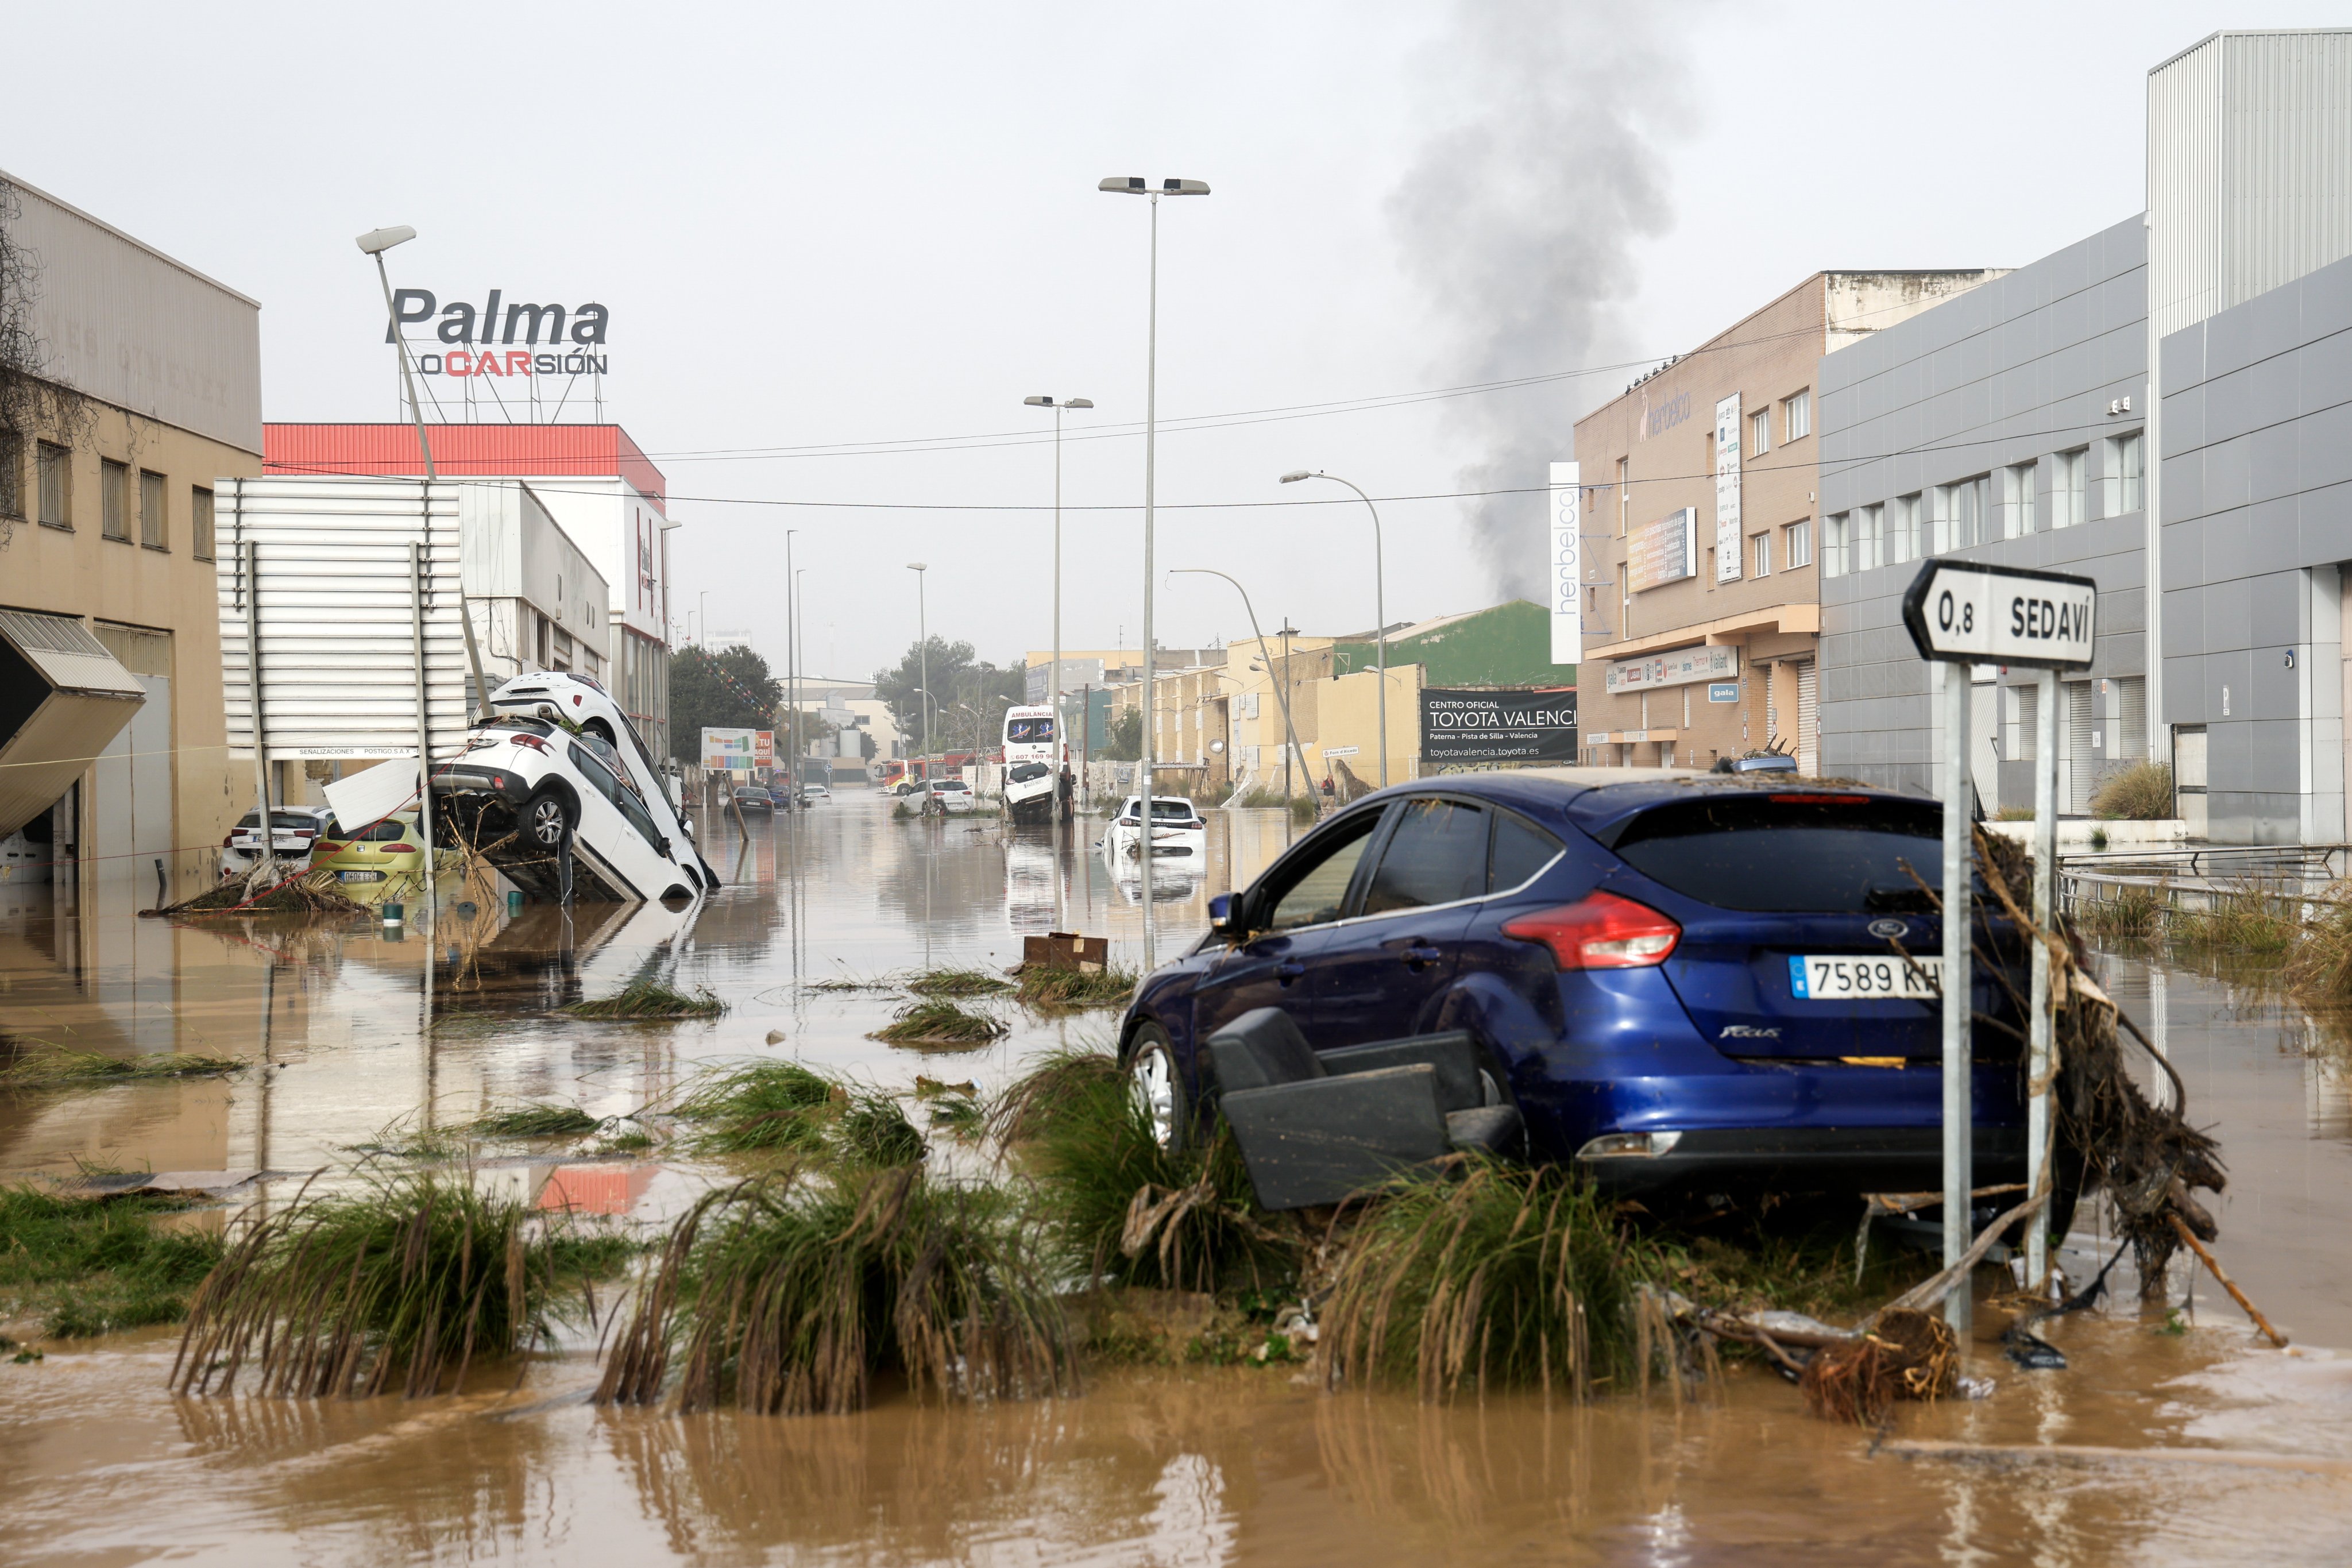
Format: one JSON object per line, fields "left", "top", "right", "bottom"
{"left": 868, "top": 998, "right": 1008, "bottom": 1048}
{"left": 0, "top": 1185, "right": 227, "bottom": 1339}
{"left": 1015, "top": 963, "right": 1138, "bottom": 1011}
{"left": 1, "top": 1044, "right": 248, "bottom": 1088}
{"left": 905, "top": 967, "right": 1014, "bottom": 999}
{"left": 671, "top": 1061, "right": 926, "bottom": 1167}
{"left": 466, "top": 1103, "right": 606, "bottom": 1140}
{"left": 156, "top": 867, "right": 370, "bottom": 918}
{"left": 595, "top": 1167, "right": 1075, "bottom": 1414}
{"left": 171, "top": 1169, "right": 635, "bottom": 1398}
{"left": 561, "top": 979, "right": 727, "bottom": 1019}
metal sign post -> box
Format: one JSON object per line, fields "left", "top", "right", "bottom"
{"left": 1901, "top": 560, "right": 2096, "bottom": 1334}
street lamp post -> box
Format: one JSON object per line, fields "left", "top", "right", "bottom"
{"left": 1278, "top": 620, "right": 1300, "bottom": 801}
{"left": 1100, "top": 175, "right": 1209, "bottom": 970}
{"left": 1282, "top": 470, "right": 1389, "bottom": 787}
{"left": 907, "top": 563, "right": 930, "bottom": 767}
{"left": 1024, "top": 394, "right": 1095, "bottom": 814}
{"left": 1172, "top": 571, "right": 1304, "bottom": 812}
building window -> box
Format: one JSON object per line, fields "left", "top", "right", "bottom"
{"left": 191, "top": 486, "right": 215, "bottom": 561}
{"left": 2052, "top": 447, "right": 2086, "bottom": 528}
{"left": 2102, "top": 431, "right": 2143, "bottom": 517}
{"left": 1750, "top": 408, "right": 1770, "bottom": 457}
{"left": 1751, "top": 531, "right": 1771, "bottom": 577}
{"left": 101, "top": 459, "right": 129, "bottom": 541}
{"left": 0, "top": 430, "right": 21, "bottom": 519}
{"left": 1890, "top": 493, "right": 1921, "bottom": 563}
{"left": 1785, "top": 519, "right": 1811, "bottom": 569}
{"left": 1857, "top": 502, "right": 1884, "bottom": 571}
{"left": 1822, "top": 512, "right": 1847, "bottom": 578}
{"left": 1616, "top": 455, "right": 1629, "bottom": 535}
{"left": 1782, "top": 389, "right": 1811, "bottom": 442}
{"left": 1934, "top": 475, "right": 1989, "bottom": 553}
{"left": 138, "top": 469, "right": 167, "bottom": 550}
{"left": 2005, "top": 460, "right": 2037, "bottom": 538}
{"left": 37, "top": 442, "right": 71, "bottom": 528}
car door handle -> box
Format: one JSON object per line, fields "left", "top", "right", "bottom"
{"left": 1274, "top": 961, "right": 1306, "bottom": 982}
{"left": 1400, "top": 943, "right": 1444, "bottom": 967}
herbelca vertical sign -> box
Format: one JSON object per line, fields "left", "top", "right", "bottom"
{"left": 1714, "top": 394, "right": 1742, "bottom": 582}
{"left": 1549, "top": 461, "right": 1581, "bottom": 666}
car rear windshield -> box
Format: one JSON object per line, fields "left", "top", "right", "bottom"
{"left": 1608, "top": 793, "right": 1943, "bottom": 913}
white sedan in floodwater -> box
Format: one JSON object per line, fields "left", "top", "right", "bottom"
{"left": 1100, "top": 795, "right": 1207, "bottom": 861}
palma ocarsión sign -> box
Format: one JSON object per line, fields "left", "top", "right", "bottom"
{"left": 386, "top": 289, "right": 610, "bottom": 379}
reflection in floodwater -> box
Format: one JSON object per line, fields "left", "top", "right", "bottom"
{"left": 6, "top": 792, "right": 2352, "bottom": 1563}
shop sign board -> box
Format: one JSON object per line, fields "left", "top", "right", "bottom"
{"left": 1548, "top": 461, "right": 1581, "bottom": 665}
{"left": 1421, "top": 688, "right": 1578, "bottom": 765}
{"left": 1707, "top": 682, "right": 1740, "bottom": 703}
{"left": 1713, "top": 395, "right": 1742, "bottom": 583}
{"left": 1628, "top": 508, "right": 1696, "bottom": 593}
{"left": 701, "top": 727, "right": 775, "bottom": 773}
{"left": 1602, "top": 643, "right": 1739, "bottom": 696}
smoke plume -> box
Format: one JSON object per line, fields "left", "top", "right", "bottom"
{"left": 1389, "top": 1, "right": 1689, "bottom": 601}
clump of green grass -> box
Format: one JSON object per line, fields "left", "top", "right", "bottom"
{"left": 561, "top": 979, "right": 727, "bottom": 1019}
{"left": 595, "top": 1167, "right": 1075, "bottom": 1414}
{"left": 835, "top": 1093, "right": 927, "bottom": 1168}
{"left": 1318, "top": 1158, "right": 1637, "bottom": 1400}
{"left": 594, "top": 1127, "right": 658, "bottom": 1156}
{"left": 1015, "top": 964, "right": 1137, "bottom": 1012}
{"left": 1007, "top": 1049, "right": 1300, "bottom": 1297}
{"left": 2076, "top": 883, "right": 2165, "bottom": 941}
{"left": 2284, "top": 884, "right": 2352, "bottom": 1002}
{"left": 805, "top": 972, "right": 895, "bottom": 993}
{"left": 171, "top": 1169, "right": 632, "bottom": 1398}
{"left": 468, "top": 1104, "right": 603, "bottom": 1139}
{"left": 1994, "top": 805, "right": 2036, "bottom": 822}
{"left": 2171, "top": 887, "right": 2302, "bottom": 953}
{"left": 673, "top": 1061, "right": 925, "bottom": 1167}
{"left": 2091, "top": 762, "right": 2176, "bottom": 821}
{"left": 0, "top": 1186, "right": 226, "bottom": 1339}
{"left": 0, "top": 1046, "right": 247, "bottom": 1088}
{"left": 869, "top": 998, "right": 1007, "bottom": 1048}
{"left": 926, "top": 1096, "right": 986, "bottom": 1141}
{"left": 985, "top": 1046, "right": 1123, "bottom": 1145}
{"left": 675, "top": 1061, "right": 843, "bottom": 1154}
{"left": 906, "top": 967, "right": 1014, "bottom": 998}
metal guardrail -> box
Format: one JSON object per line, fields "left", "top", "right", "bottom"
{"left": 2056, "top": 844, "right": 2352, "bottom": 920}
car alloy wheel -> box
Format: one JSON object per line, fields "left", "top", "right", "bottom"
{"left": 1125, "top": 1026, "right": 1184, "bottom": 1153}
{"left": 525, "top": 790, "right": 569, "bottom": 849}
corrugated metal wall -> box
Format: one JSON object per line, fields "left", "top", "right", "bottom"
{"left": 1, "top": 168, "right": 262, "bottom": 452}
{"left": 216, "top": 477, "right": 472, "bottom": 760}
{"left": 2150, "top": 29, "right": 2352, "bottom": 337}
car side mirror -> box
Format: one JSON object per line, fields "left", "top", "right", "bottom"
{"left": 1209, "top": 893, "right": 1239, "bottom": 935}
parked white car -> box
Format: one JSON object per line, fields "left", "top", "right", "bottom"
{"left": 221, "top": 807, "right": 331, "bottom": 878}
{"left": 1101, "top": 795, "right": 1207, "bottom": 860}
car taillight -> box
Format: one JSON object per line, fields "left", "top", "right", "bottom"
{"left": 492, "top": 775, "right": 506, "bottom": 789}
{"left": 1502, "top": 891, "right": 1681, "bottom": 970}
{"left": 314, "top": 843, "right": 341, "bottom": 853}
{"left": 386, "top": 845, "right": 415, "bottom": 855}
{"left": 512, "top": 733, "right": 550, "bottom": 753}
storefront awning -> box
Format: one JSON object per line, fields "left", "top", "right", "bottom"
{"left": 0, "top": 609, "right": 148, "bottom": 841}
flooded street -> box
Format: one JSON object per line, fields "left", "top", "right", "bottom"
{"left": 7, "top": 789, "right": 2352, "bottom": 1566}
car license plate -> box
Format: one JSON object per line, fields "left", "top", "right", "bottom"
{"left": 1789, "top": 954, "right": 1942, "bottom": 1000}
{"left": 338, "top": 870, "right": 387, "bottom": 883}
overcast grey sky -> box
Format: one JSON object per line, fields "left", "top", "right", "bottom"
{"left": 9, "top": 2, "right": 2341, "bottom": 680}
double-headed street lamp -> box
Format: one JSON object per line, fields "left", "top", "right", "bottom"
{"left": 1024, "top": 395, "right": 1094, "bottom": 797}
{"left": 1281, "top": 470, "right": 1388, "bottom": 787}
{"left": 1100, "top": 175, "right": 1209, "bottom": 969}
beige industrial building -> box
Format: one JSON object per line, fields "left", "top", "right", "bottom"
{"left": 0, "top": 171, "right": 263, "bottom": 903}
{"left": 1573, "top": 271, "right": 2002, "bottom": 772}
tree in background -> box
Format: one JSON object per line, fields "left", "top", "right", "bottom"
{"left": 1097, "top": 707, "right": 1143, "bottom": 761}
{"left": 667, "top": 645, "right": 782, "bottom": 764}
{"left": 874, "top": 639, "right": 1027, "bottom": 755}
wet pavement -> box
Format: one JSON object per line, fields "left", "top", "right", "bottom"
{"left": 4, "top": 787, "right": 2352, "bottom": 1565}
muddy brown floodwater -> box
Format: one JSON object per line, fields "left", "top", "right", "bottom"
{"left": 6, "top": 790, "right": 2352, "bottom": 1565}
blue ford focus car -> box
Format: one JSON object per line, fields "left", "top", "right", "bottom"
{"left": 1118, "top": 768, "right": 2030, "bottom": 1204}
